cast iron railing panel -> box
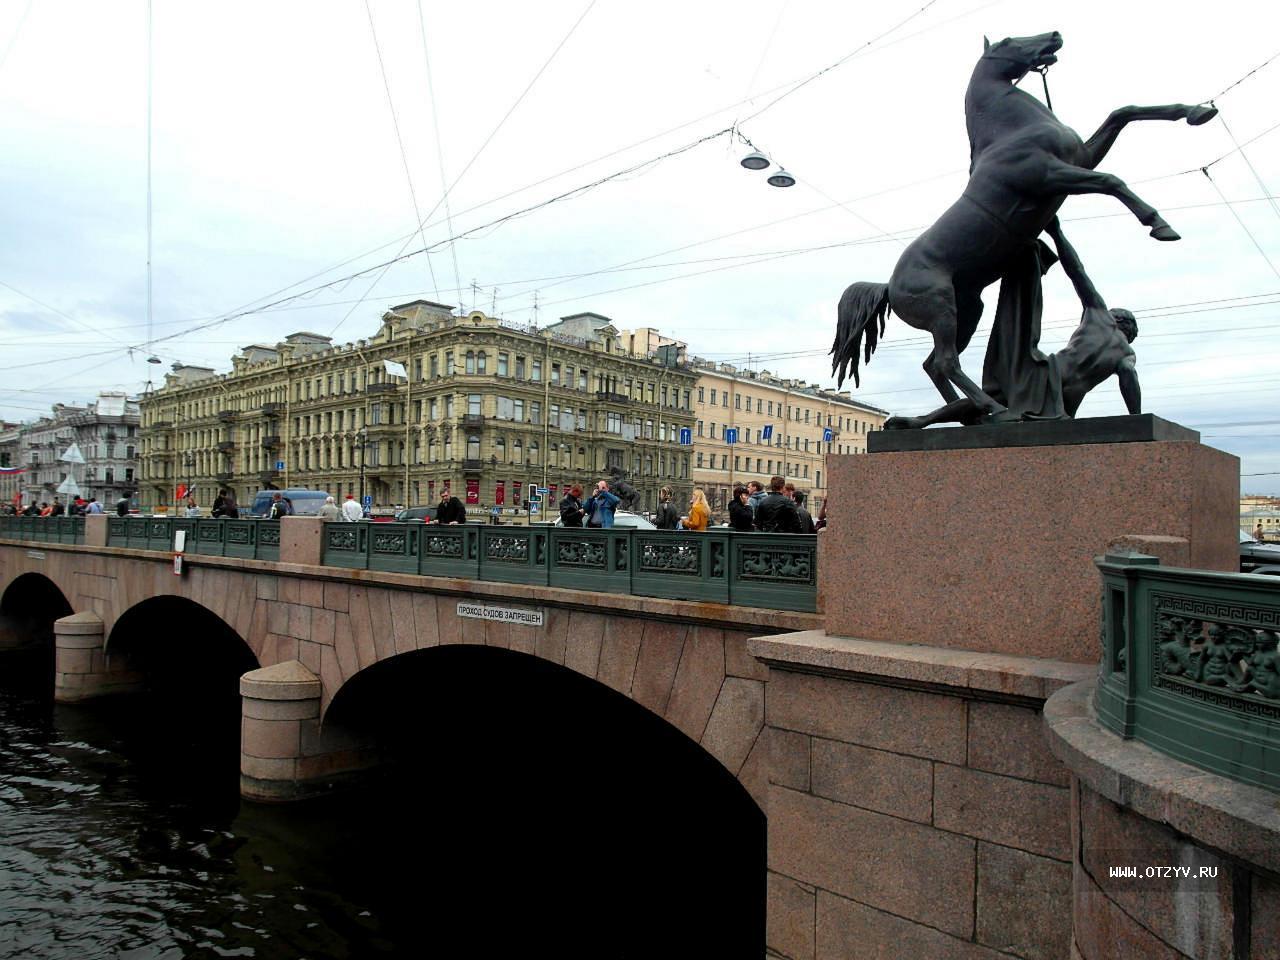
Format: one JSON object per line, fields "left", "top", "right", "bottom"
{"left": 1095, "top": 553, "right": 1280, "bottom": 791}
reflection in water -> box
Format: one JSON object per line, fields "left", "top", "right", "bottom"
{"left": 0, "top": 643, "right": 764, "bottom": 957}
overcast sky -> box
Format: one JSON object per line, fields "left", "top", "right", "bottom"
{"left": 2, "top": 1, "right": 1279, "bottom": 491}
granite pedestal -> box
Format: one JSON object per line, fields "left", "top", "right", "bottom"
{"left": 822, "top": 416, "right": 1237, "bottom": 664}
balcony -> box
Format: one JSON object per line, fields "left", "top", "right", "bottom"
{"left": 366, "top": 381, "right": 398, "bottom": 395}
{"left": 462, "top": 459, "right": 484, "bottom": 474}
{"left": 259, "top": 469, "right": 279, "bottom": 481}
{"left": 216, "top": 441, "right": 236, "bottom": 454}
{"left": 217, "top": 410, "right": 237, "bottom": 423}
{"left": 261, "top": 435, "right": 281, "bottom": 449}
{"left": 151, "top": 420, "right": 172, "bottom": 429}
{"left": 216, "top": 471, "right": 234, "bottom": 482}
{"left": 595, "top": 390, "right": 630, "bottom": 404}
{"left": 261, "top": 402, "right": 284, "bottom": 416}
{"left": 462, "top": 413, "right": 485, "bottom": 428}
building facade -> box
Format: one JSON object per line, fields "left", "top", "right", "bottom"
{"left": 138, "top": 304, "right": 697, "bottom": 515}
{"left": 684, "top": 360, "right": 888, "bottom": 515}
{"left": 4, "top": 394, "right": 140, "bottom": 510}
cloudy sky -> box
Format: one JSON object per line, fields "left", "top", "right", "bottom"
{"left": 2, "top": 1, "right": 1279, "bottom": 490}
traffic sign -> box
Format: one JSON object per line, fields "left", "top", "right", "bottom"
{"left": 678, "top": 427, "right": 692, "bottom": 445}
{"left": 362, "top": 495, "right": 373, "bottom": 509}
{"left": 823, "top": 427, "right": 833, "bottom": 442}
{"left": 762, "top": 424, "right": 774, "bottom": 441}
{"left": 724, "top": 427, "right": 738, "bottom": 444}
{"left": 275, "top": 460, "right": 285, "bottom": 471}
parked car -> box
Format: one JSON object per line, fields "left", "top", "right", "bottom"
{"left": 247, "top": 489, "right": 332, "bottom": 518}
{"left": 391, "top": 506, "right": 439, "bottom": 523}
{"left": 1239, "top": 529, "right": 1280, "bottom": 575}
{"left": 553, "top": 510, "right": 656, "bottom": 530}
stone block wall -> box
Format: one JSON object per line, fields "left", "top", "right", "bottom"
{"left": 1047, "top": 679, "right": 1280, "bottom": 959}
{"left": 752, "top": 631, "right": 1092, "bottom": 960}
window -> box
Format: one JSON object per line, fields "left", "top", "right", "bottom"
{"left": 516, "top": 356, "right": 526, "bottom": 379}
{"left": 606, "top": 412, "right": 622, "bottom": 434}
{"left": 429, "top": 398, "right": 438, "bottom": 420}
{"left": 710, "top": 389, "right": 717, "bottom": 406}
{"left": 661, "top": 386, "right": 668, "bottom": 407}
{"left": 478, "top": 352, "right": 488, "bottom": 374}
{"left": 498, "top": 353, "right": 509, "bottom": 376}
{"left": 697, "top": 420, "right": 704, "bottom": 437}
{"left": 467, "top": 434, "right": 481, "bottom": 459}
{"left": 468, "top": 394, "right": 482, "bottom": 415}
{"left": 565, "top": 365, "right": 574, "bottom": 388}
{"left": 446, "top": 352, "right": 455, "bottom": 375}
{"left": 530, "top": 441, "right": 539, "bottom": 465}
{"left": 430, "top": 355, "right": 439, "bottom": 378}
{"left": 710, "top": 422, "right": 716, "bottom": 438}
{"left": 697, "top": 452, "right": 704, "bottom": 468}
{"left": 698, "top": 387, "right": 705, "bottom": 403}
{"left": 531, "top": 401, "right": 542, "bottom": 425}
{"left": 495, "top": 437, "right": 506, "bottom": 461}
{"left": 465, "top": 351, "right": 476, "bottom": 375}
{"left": 551, "top": 363, "right": 560, "bottom": 385}
{"left": 805, "top": 409, "right": 811, "bottom": 424}
{"left": 513, "top": 399, "right": 525, "bottom": 422}
{"left": 445, "top": 396, "right": 454, "bottom": 417}
{"left": 756, "top": 398, "right": 762, "bottom": 414}
{"left": 531, "top": 360, "right": 542, "bottom": 382}
{"left": 578, "top": 369, "right": 588, "bottom": 390}
{"left": 816, "top": 469, "right": 822, "bottom": 487}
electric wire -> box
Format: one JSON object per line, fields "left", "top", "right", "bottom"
{"left": 1212, "top": 106, "right": 1280, "bottom": 225}
{"left": 1201, "top": 168, "right": 1280, "bottom": 282}
{"left": 417, "top": 0, "right": 464, "bottom": 308}
{"left": 0, "top": 0, "right": 33, "bottom": 79}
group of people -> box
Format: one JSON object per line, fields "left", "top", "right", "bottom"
{"left": 4, "top": 496, "right": 128, "bottom": 517}
{"left": 556, "top": 476, "right": 821, "bottom": 533}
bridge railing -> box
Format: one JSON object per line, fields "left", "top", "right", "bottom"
{"left": 0, "top": 516, "right": 817, "bottom": 612}
{"left": 324, "top": 522, "right": 816, "bottom": 612}
{"left": 1094, "top": 552, "right": 1280, "bottom": 791}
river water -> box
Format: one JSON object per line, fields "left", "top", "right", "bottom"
{"left": 0, "top": 646, "right": 764, "bottom": 958}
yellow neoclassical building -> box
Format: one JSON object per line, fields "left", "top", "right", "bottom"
{"left": 138, "top": 304, "right": 697, "bottom": 515}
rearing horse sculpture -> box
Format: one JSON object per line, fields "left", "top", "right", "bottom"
{"left": 830, "top": 31, "right": 1215, "bottom": 421}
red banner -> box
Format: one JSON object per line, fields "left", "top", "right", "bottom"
{"left": 549, "top": 484, "right": 558, "bottom": 499}
{"left": 465, "top": 479, "right": 479, "bottom": 505}
{"left": 495, "top": 481, "right": 505, "bottom": 506}
{"left": 513, "top": 480, "right": 522, "bottom": 504}
{"left": 175, "top": 483, "right": 188, "bottom": 501}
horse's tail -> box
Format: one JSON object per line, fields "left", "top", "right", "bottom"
{"left": 830, "top": 281, "right": 891, "bottom": 388}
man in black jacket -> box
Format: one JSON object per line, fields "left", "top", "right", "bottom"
{"left": 754, "top": 476, "right": 802, "bottom": 533}
{"left": 436, "top": 489, "right": 467, "bottom": 525}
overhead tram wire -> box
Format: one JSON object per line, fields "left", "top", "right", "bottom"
{"left": 1212, "top": 106, "right": 1280, "bottom": 226}
{"left": 1201, "top": 168, "right": 1280, "bottom": 283}
{"left": 417, "top": 0, "right": 464, "bottom": 308}
{"left": 363, "top": 0, "right": 439, "bottom": 300}
{"left": 328, "top": 0, "right": 600, "bottom": 335}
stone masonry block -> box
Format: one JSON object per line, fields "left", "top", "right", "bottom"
{"left": 725, "top": 629, "right": 769, "bottom": 681}
{"left": 767, "top": 871, "right": 815, "bottom": 960}
{"left": 663, "top": 627, "right": 724, "bottom": 743}
{"left": 323, "top": 581, "right": 350, "bottom": 612}
{"left": 631, "top": 621, "right": 686, "bottom": 716}
{"left": 811, "top": 737, "right": 933, "bottom": 824}
{"left": 816, "top": 890, "right": 1009, "bottom": 960}
{"left": 701, "top": 677, "right": 764, "bottom": 775}
{"left": 769, "top": 786, "right": 976, "bottom": 939}
{"left": 596, "top": 618, "right": 641, "bottom": 696}
{"left": 298, "top": 579, "right": 324, "bottom": 609}
{"left": 240, "top": 754, "right": 297, "bottom": 782}
{"left": 241, "top": 716, "right": 302, "bottom": 760}
{"left": 242, "top": 696, "right": 320, "bottom": 722}
{"left": 975, "top": 841, "right": 1071, "bottom": 960}
{"left": 563, "top": 611, "right": 605, "bottom": 678}
{"left": 968, "top": 701, "right": 1070, "bottom": 788}
{"left": 768, "top": 669, "right": 967, "bottom": 764}
{"left": 388, "top": 591, "right": 416, "bottom": 656}
{"left": 934, "top": 764, "right": 1070, "bottom": 861}
{"left": 769, "top": 727, "right": 810, "bottom": 792}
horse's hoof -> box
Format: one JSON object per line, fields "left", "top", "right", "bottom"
{"left": 1150, "top": 224, "right": 1181, "bottom": 241}
{"left": 1187, "top": 105, "right": 1218, "bottom": 126}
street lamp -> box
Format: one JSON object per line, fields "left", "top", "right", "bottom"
{"left": 356, "top": 431, "right": 368, "bottom": 510}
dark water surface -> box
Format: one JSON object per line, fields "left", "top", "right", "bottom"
{"left": 0, "top": 645, "right": 764, "bottom": 958}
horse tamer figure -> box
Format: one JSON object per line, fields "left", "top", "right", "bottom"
{"left": 830, "top": 31, "right": 1216, "bottom": 425}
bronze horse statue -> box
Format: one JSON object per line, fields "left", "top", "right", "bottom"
{"left": 830, "top": 31, "right": 1215, "bottom": 422}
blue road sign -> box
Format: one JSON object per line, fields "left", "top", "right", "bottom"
{"left": 724, "top": 427, "right": 738, "bottom": 444}
{"left": 823, "top": 427, "right": 833, "bottom": 442}
{"left": 362, "top": 495, "right": 373, "bottom": 509}
{"left": 275, "top": 460, "right": 285, "bottom": 471}
{"left": 678, "top": 427, "right": 692, "bottom": 445}
{"left": 762, "top": 424, "right": 774, "bottom": 441}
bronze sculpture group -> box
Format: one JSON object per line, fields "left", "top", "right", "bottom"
{"left": 830, "top": 31, "right": 1216, "bottom": 428}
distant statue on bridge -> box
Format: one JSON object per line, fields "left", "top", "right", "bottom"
{"left": 829, "top": 30, "right": 1215, "bottom": 426}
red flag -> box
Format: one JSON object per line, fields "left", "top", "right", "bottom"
{"left": 175, "top": 483, "right": 188, "bottom": 501}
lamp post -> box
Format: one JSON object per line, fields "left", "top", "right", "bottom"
{"left": 356, "top": 430, "right": 368, "bottom": 508}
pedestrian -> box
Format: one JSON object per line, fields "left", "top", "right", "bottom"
{"left": 116, "top": 496, "right": 130, "bottom": 517}
{"left": 26, "top": 502, "right": 42, "bottom": 517}
{"left": 184, "top": 497, "right": 201, "bottom": 518}
{"left": 653, "top": 486, "right": 680, "bottom": 530}
{"left": 268, "top": 492, "right": 289, "bottom": 520}
{"left": 746, "top": 480, "right": 767, "bottom": 517}
{"left": 682, "top": 489, "right": 711, "bottom": 531}
{"left": 50, "top": 498, "right": 64, "bottom": 517}
{"left": 39, "top": 502, "right": 53, "bottom": 518}
{"left": 435, "top": 488, "right": 467, "bottom": 525}
{"left": 793, "top": 490, "right": 817, "bottom": 534}
{"left": 489, "top": 503, "right": 501, "bottom": 525}
{"left": 319, "top": 496, "right": 342, "bottom": 521}
{"left": 211, "top": 490, "right": 227, "bottom": 518}
{"left": 341, "top": 493, "right": 363, "bottom": 522}
{"left": 1256, "top": 523, "right": 1267, "bottom": 543}
{"left": 69, "top": 497, "right": 85, "bottom": 517}
{"left": 815, "top": 499, "right": 827, "bottom": 532}
{"left": 222, "top": 491, "right": 240, "bottom": 519}
{"left": 559, "top": 485, "right": 586, "bottom": 527}
{"left": 755, "top": 476, "right": 802, "bottom": 533}
{"left": 728, "top": 485, "right": 754, "bottom": 531}
{"left": 583, "top": 480, "right": 620, "bottom": 528}
{"left": 86, "top": 498, "right": 103, "bottom": 514}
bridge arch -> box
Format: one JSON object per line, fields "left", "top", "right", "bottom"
{"left": 0, "top": 572, "right": 74, "bottom": 654}
{"left": 325, "top": 643, "right": 765, "bottom": 954}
